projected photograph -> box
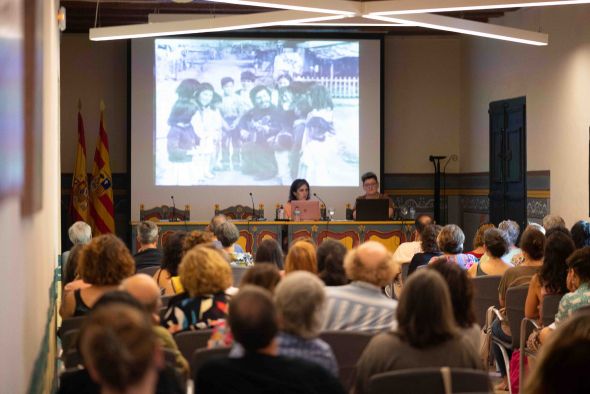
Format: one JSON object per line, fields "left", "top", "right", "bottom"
{"left": 154, "top": 38, "right": 359, "bottom": 186}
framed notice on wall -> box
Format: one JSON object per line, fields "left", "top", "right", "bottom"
{"left": 0, "top": 0, "right": 24, "bottom": 200}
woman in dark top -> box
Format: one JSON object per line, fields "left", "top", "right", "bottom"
{"left": 317, "top": 239, "right": 348, "bottom": 286}
{"left": 408, "top": 224, "right": 442, "bottom": 275}
{"left": 255, "top": 238, "right": 285, "bottom": 270}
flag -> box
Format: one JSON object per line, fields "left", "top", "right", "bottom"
{"left": 90, "top": 101, "right": 115, "bottom": 235}
{"left": 70, "top": 101, "right": 90, "bottom": 223}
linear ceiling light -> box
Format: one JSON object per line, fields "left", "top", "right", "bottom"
{"left": 363, "top": 0, "right": 590, "bottom": 16}
{"left": 89, "top": 10, "right": 346, "bottom": 41}
{"left": 203, "top": 0, "right": 359, "bottom": 15}
{"left": 365, "top": 13, "right": 548, "bottom": 45}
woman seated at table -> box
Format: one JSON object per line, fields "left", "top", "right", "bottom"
{"left": 352, "top": 172, "right": 394, "bottom": 219}
{"left": 285, "top": 178, "right": 310, "bottom": 220}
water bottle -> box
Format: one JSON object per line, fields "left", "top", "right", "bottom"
{"left": 277, "top": 205, "right": 285, "bottom": 220}
{"left": 293, "top": 207, "right": 301, "bottom": 222}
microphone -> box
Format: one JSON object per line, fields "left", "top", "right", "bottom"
{"left": 170, "top": 196, "right": 177, "bottom": 222}
{"left": 249, "top": 192, "right": 258, "bottom": 221}
{"left": 313, "top": 193, "right": 329, "bottom": 221}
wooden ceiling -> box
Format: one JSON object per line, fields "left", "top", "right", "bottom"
{"left": 61, "top": 0, "right": 516, "bottom": 35}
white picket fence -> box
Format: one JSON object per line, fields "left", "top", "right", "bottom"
{"left": 294, "top": 76, "right": 359, "bottom": 98}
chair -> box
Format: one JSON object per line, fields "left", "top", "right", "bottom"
{"left": 173, "top": 329, "right": 214, "bottom": 362}
{"left": 137, "top": 266, "right": 159, "bottom": 276}
{"left": 231, "top": 266, "right": 249, "bottom": 286}
{"left": 214, "top": 204, "right": 264, "bottom": 220}
{"left": 59, "top": 316, "right": 87, "bottom": 339}
{"left": 368, "top": 367, "right": 492, "bottom": 394}
{"left": 191, "top": 347, "right": 231, "bottom": 387}
{"left": 541, "top": 293, "right": 563, "bottom": 326}
{"left": 319, "top": 330, "right": 374, "bottom": 391}
{"left": 139, "top": 204, "right": 190, "bottom": 222}
{"left": 491, "top": 284, "right": 529, "bottom": 394}
{"left": 471, "top": 275, "right": 502, "bottom": 327}
{"left": 161, "top": 295, "right": 173, "bottom": 308}
{"left": 61, "top": 329, "right": 80, "bottom": 355}
{"left": 63, "top": 348, "right": 84, "bottom": 369}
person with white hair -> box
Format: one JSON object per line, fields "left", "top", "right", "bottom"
{"left": 543, "top": 214, "right": 566, "bottom": 231}
{"left": 274, "top": 271, "right": 338, "bottom": 376}
{"left": 323, "top": 241, "right": 398, "bottom": 332}
{"left": 62, "top": 221, "right": 92, "bottom": 280}
{"left": 133, "top": 221, "right": 162, "bottom": 271}
{"left": 498, "top": 219, "right": 522, "bottom": 264}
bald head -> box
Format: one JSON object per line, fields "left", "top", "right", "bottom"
{"left": 120, "top": 274, "right": 161, "bottom": 313}
{"left": 344, "top": 241, "right": 396, "bottom": 287}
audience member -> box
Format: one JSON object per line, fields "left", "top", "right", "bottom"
{"left": 323, "top": 241, "right": 398, "bottom": 332}
{"left": 317, "top": 239, "right": 348, "bottom": 286}
{"left": 353, "top": 270, "right": 482, "bottom": 394}
{"left": 408, "top": 224, "right": 442, "bottom": 275}
{"left": 196, "top": 286, "right": 345, "bottom": 394}
{"left": 492, "top": 226, "right": 545, "bottom": 390}
{"left": 467, "top": 222, "right": 496, "bottom": 259}
{"left": 498, "top": 219, "right": 521, "bottom": 264}
{"left": 208, "top": 214, "right": 245, "bottom": 252}
{"left": 63, "top": 244, "right": 90, "bottom": 291}
{"left": 553, "top": 247, "right": 590, "bottom": 327}
{"left": 542, "top": 214, "right": 566, "bottom": 232}
{"left": 254, "top": 238, "right": 284, "bottom": 270}
{"left": 162, "top": 245, "right": 231, "bottom": 333}
{"left": 215, "top": 221, "right": 244, "bottom": 256}
{"left": 284, "top": 239, "right": 318, "bottom": 274}
{"left": 433, "top": 224, "right": 478, "bottom": 270}
{"left": 134, "top": 221, "right": 162, "bottom": 271}
{"left": 274, "top": 271, "right": 338, "bottom": 375}
{"left": 60, "top": 234, "right": 135, "bottom": 319}
{"left": 523, "top": 312, "right": 590, "bottom": 394}
{"left": 182, "top": 229, "right": 215, "bottom": 254}
{"left": 570, "top": 220, "right": 590, "bottom": 249}
{"left": 429, "top": 259, "right": 480, "bottom": 350}
{"left": 467, "top": 228, "right": 511, "bottom": 278}
{"left": 239, "top": 264, "right": 281, "bottom": 292}
{"left": 392, "top": 214, "right": 433, "bottom": 269}
{"left": 62, "top": 221, "right": 92, "bottom": 285}
{"left": 121, "top": 274, "right": 189, "bottom": 376}
{"left": 154, "top": 231, "right": 187, "bottom": 295}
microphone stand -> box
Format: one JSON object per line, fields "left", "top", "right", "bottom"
{"left": 429, "top": 156, "right": 446, "bottom": 224}
{"left": 249, "top": 192, "right": 257, "bottom": 221}
{"left": 170, "top": 196, "right": 177, "bottom": 222}
{"left": 313, "top": 193, "right": 330, "bottom": 232}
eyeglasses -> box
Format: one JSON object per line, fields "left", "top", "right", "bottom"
{"left": 363, "top": 182, "right": 379, "bottom": 189}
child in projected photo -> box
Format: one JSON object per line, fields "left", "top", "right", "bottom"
{"left": 166, "top": 79, "right": 201, "bottom": 185}
{"left": 192, "top": 83, "right": 223, "bottom": 182}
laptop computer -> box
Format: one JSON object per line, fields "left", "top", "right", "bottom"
{"left": 355, "top": 198, "right": 390, "bottom": 221}
{"left": 290, "top": 200, "right": 322, "bottom": 221}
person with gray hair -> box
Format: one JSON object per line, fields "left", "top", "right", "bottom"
{"left": 274, "top": 271, "right": 338, "bottom": 376}
{"left": 62, "top": 221, "right": 92, "bottom": 285}
{"left": 543, "top": 214, "right": 566, "bottom": 231}
{"left": 208, "top": 214, "right": 244, "bottom": 253}
{"left": 133, "top": 221, "right": 162, "bottom": 271}
{"left": 499, "top": 219, "right": 522, "bottom": 263}
{"left": 215, "top": 221, "right": 242, "bottom": 254}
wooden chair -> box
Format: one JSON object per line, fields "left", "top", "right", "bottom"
{"left": 140, "top": 204, "right": 190, "bottom": 222}
{"left": 173, "top": 329, "right": 214, "bottom": 362}
{"left": 191, "top": 347, "right": 231, "bottom": 387}
{"left": 319, "top": 330, "right": 374, "bottom": 391}
{"left": 214, "top": 204, "right": 264, "bottom": 220}
{"left": 471, "top": 275, "right": 502, "bottom": 328}
{"left": 368, "top": 367, "right": 492, "bottom": 394}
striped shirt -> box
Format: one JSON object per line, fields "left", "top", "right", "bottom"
{"left": 323, "top": 281, "right": 397, "bottom": 333}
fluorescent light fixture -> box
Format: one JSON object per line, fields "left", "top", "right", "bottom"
{"left": 364, "top": 0, "right": 590, "bottom": 16}
{"left": 366, "top": 13, "right": 548, "bottom": 45}
{"left": 90, "top": 10, "right": 346, "bottom": 41}
{"left": 203, "top": 0, "right": 359, "bottom": 15}
{"left": 148, "top": 13, "right": 411, "bottom": 26}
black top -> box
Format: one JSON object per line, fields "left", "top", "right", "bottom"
{"left": 408, "top": 252, "right": 443, "bottom": 276}
{"left": 133, "top": 248, "right": 162, "bottom": 271}
{"left": 73, "top": 289, "right": 92, "bottom": 317}
{"left": 196, "top": 351, "right": 345, "bottom": 394}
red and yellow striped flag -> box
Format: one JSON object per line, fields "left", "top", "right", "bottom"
{"left": 71, "top": 102, "right": 90, "bottom": 223}
{"left": 90, "top": 101, "right": 115, "bottom": 235}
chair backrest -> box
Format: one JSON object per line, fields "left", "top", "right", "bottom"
{"left": 161, "top": 295, "right": 173, "bottom": 308}
{"left": 541, "top": 293, "right": 563, "bottom": 326}
{"left": 61, "top": 329, "right": 80, "bottom": 354}
{"left": 214, "top": 204, "right": 264, "bottom": 220}
{"left": 368, "top": 367, "right": 491, "bottom": 394}
{"left": 505, "top": 284, "right": 529, "bottom": 348}
{"left": 63, "top": 348, "right": 84, "bottom": 369}
{"left": 59, "top": 316, "right": 87, "bottom": 339}
{"left": 137, "top": 266, "right": 159, "bottom": 277}
{"left": 191, "top": 347, "right": 231, "bottom": 387}
{"left": 173, "top": 329, "right": 214, "bottom": 362}
{"left": 319, "top": 330, "right": 374, "bottom": 391}
{"left": 471, "top": 275, "right": 502, "bottom": 327}
{"left": 231, "top": 266, "right": 250, "bottom": 286}
{"left": 139, "top": 204, "right": 190, "bottom": 222}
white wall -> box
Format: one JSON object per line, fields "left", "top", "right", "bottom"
{"left": 461, "top": 5, "right": 590, "bottom": 223}
{"left": 0, "top": 0, "right": 61, "bottom": 391}
{"left": 384, "top": 36, "right": 462, "bottom": 174}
